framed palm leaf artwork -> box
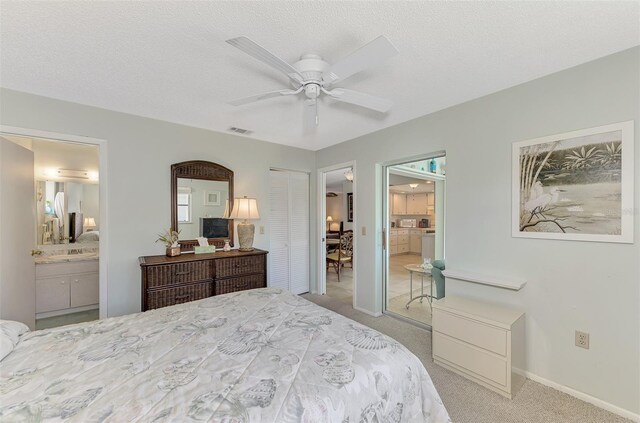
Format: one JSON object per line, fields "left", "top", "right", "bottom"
{"left": 512, "top": 121, "right": 634, "bottom": 243}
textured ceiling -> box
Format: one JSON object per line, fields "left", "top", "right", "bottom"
{"left": 1, "top": 2, "right": 638, "bottom": 151}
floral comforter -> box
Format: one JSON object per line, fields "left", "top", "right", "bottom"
{"left": 1, "top": 288, "right": 450, "bottom": 422}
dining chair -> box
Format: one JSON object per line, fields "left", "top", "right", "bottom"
{"left": 326, "top": 231, "right": 353, "bottom": 281}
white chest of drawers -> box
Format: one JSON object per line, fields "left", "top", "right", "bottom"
{"left": 432, "top": 296, "right": 525, "bottom": 399}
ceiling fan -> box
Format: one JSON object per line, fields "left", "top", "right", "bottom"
{"left": 226, "top": 35, "right": 398, "bottom": 131}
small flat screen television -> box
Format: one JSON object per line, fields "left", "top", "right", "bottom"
{"left": 200, "top": 218, "right": 229, "bottom": 238}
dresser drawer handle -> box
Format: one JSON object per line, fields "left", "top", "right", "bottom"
{"left": 175, "top": 294, "right": 190, "bottom": 301}
{"left": 174, "top": 270, "right": 191, "bottom": 276}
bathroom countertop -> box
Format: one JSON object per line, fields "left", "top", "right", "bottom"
{"left": 35, "top": 253, "right": 99, "bottom": 265}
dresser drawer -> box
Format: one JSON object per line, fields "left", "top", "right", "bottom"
{"left": 433, "top": 309, "right": 507, "bottom": 356}
{"left": 215, "top": 274, "right": 266, "bottom": 295}
{"left": 146, "top": 281, "right": 213, "bottom": 310}
{"left": 433, "top": 332, "right": 508, "bottom": 387}
{"left": 215, "top": 255, "right": 265, "bottom": 279}
{"left": 145, "top": 261, "right": 212, "bottom": 289}
{"left": 397, "top": 235, "right": 409, "bottom": 245}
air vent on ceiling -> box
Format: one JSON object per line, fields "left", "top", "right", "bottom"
{"left": 228, "top": 126, "right": 253, "bottom": 135}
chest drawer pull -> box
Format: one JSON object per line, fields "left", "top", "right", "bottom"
{"left": 174, "top": 270, "right": 192, "bottom": 276}
{"left": 175, "top": 294, "right": 191, "bottom": 302}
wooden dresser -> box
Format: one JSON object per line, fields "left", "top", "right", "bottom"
{"left": 139, "top": 249, "right": 267, "bottom": 311}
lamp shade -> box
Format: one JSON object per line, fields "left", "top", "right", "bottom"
{"left": 326, "top": 215, "right": 333, "bottom": 222}
{"left": 229, "top": 197, "right": 260, "bottom": 220}
{"left": 84, "top": 217, "right": 96, "bottom": 228}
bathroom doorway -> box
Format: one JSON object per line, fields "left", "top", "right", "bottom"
{"left": 0, "top": 127, "right": 107, "bottom": 329}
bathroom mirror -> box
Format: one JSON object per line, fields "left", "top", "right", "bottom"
{"left": 36, "top": 180, "right": 100, "bottom": 246}
{"left": 171, "top": 161, "right": 234, "bottom": 250}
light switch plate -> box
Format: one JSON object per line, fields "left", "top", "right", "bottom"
{"left": 259, "top": 226, "right": 265, "bottom": 235}
{"left": 362, "top": 226, "right": 366, "bottom": 236}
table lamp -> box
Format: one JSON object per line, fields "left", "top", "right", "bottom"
{"left": 326, "top": 215, "right": 333, "bottom": 231}
{"left": 229, "top": 196, "right": 260, "bottom": 251}
{"left": 83, "top": 217, "right": 96, "bottom": 231}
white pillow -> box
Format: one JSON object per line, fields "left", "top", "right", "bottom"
{"left": 0, "top": 320, "right": 30, "bottom": 361}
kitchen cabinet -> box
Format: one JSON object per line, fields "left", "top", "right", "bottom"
{"left": 36, "top": 260, "right": 99, "bottom": 315}
{"left": 427, "top": 192, "right": 435, "bottom": 207}
{"left": 392, "top": 193, "right": 406, "bottom": 215}
{"left": 389, "top": 228, "right": 409, "bottom": 254}
{"left": 407, "top": 193, "right": 428, "bottom": 215}
{"left": 409, "top": 229, "right": 423, "bottom": 254}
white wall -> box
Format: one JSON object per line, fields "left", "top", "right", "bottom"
{"left": 326, "top": 194, "right": 343, "bottom": 230}
{"left": 316, "top": 47, "right": 640, "bottom": 415}
{"left": 82, "top": 183, "right": 100, "bottom": 229}
{"left": 0, "top": 89, "right": 317, "bottom": 317}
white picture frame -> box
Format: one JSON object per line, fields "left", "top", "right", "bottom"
{"left": 204, "top": 190, "right": 221, "bottom": 206}
{"left": 512, "top": 121, "right": 634, "bottom": 243}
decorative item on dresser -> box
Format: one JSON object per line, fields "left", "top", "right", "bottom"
{"left": 139, "top": 249, "right": 267, "bottom": 311}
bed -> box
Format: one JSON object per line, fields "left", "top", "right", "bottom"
{"left": 0, "top": 288, "right": 450, "bottom": 422}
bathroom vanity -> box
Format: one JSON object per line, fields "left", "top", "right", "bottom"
{"left": 35, "top": 256, "right": 99, "bottom": 318}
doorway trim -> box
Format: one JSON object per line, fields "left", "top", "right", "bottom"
{"left": 316, "top": 160, "right": 357, "bottom": 310}
{"left": 0, "top": 125, "right": 109, "bottom": 319}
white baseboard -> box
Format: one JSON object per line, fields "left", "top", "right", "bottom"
{"left": 353, "top": 305, "right": 382, "bottom": 317}
{"left": 514, "top": 368, "right": 639, "bottom": 422}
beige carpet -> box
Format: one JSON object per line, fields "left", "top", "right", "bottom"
{"left": 302, "top": 293, "right": 631, "bottom": 423}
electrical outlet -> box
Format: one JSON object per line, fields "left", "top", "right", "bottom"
{"left": 259, "top": 226, "right": 265, "bottom": 235}
{"left": 575, "top": 330, "right": 590, "bottom": 349}
{"left": 362, "top": 226, "right": 367, "bottom": 236}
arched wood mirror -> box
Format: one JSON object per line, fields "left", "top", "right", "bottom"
{"left": 171, "top": 161, "right": 234, "bottom": 250}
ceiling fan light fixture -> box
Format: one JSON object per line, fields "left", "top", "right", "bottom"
{"left": 226, "top": 35, "right": 398, "bottom": 131}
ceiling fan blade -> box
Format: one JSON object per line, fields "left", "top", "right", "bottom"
{"left": 326, "top": 88, "right": 393, "bottom": 113}
{"left": 324, "top": 35, "right": 398, "bottom": 84}
{"left": 228, "top": 88, "right": 300, "bottom": 106}
{"left": 226, "top": 36, "right": 304, "bottom": 84}
{"left": 303, "top": 99, "right": 318, "bottom": 132}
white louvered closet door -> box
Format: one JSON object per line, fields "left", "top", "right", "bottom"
{"left": 268, "top": 170, "right": 309, "bottom": 294}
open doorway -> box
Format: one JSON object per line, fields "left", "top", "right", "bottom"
{"left": 317, "top": 162, "right": 356, "bottom": 308}
{"left": 383, "top": 155, "right": 446, "bottom": 326}
{"left": 1, "top": 130, "right": 105, "bottom": 330}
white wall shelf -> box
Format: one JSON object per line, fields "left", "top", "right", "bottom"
{"left": 442, "top": 270, "right": 526, "bottom": 291}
